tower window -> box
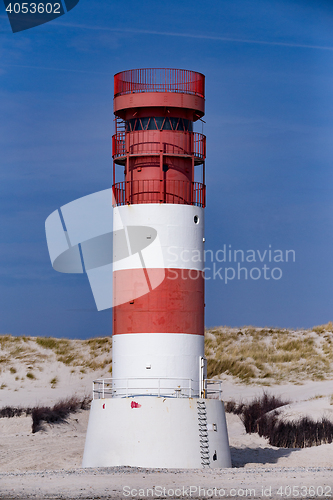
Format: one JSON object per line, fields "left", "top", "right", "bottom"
{"left": 125, "top": 117, "right": 193, "bottom": 132}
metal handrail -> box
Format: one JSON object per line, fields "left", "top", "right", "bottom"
{"left": 112, "top": 180, "right": 205, "bottom": 208}
{"left": 112, "top": 131, "right": 206, "bottom": 161}
{"left": 92, "top": 377, "right": 223, "bottom": 400}
{"left": 204, "top": 379, "right": 223, "bottom": 400}
{"left": 93, "top": 377, "right": 194, "bottom": 399}
{"left": 114, "top": 68, "right": 205, "bottom": 98}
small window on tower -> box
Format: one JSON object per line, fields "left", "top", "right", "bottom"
{"left": 163, "top": 118, "right": 172, "bottom": 130}
{"left": 183, "top": 119, "right": 193, "bottom": 131}
{"left": 154, "top": 117, "right": 164, "bottom": 130}
{"left": 147, "top": 118, "right": 158, "bottom": 130}
{"left": 141, "top": 117, "right": 149, "bottom": 130}
{"left": 177, "top": 119, "right": 185, "bottom": 131}
{"left": 169, "top": 117, "right": 179, "bottom": 130}
{"left": 134, "top": 119, "right": 143, "bottom": 131}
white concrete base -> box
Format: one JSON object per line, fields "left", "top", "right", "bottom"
{"left": 82, "top": 397, "right": 231, "bottom": 469}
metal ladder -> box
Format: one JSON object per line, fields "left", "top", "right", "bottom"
{"left": 115, "top": 117, "right": 126, "bottom": 135}
{"left": 197, "top": 400, "right": 210, "bottom": 467}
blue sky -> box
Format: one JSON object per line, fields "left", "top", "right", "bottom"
{"left": 0, "top": 0, "right": 333, "bottom": 338}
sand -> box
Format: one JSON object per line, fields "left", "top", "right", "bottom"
{"left": 0, "top": 336, "right": 332, "bottom": 498}
{"left": 0, "top": 377, "right": 333, "bottom": 499}
{"left": 0, "top": 466, "right": 332, "bottom": 500}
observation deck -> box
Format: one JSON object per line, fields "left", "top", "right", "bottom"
{"left": 114, "top": 68, "right": 205, "bottom": 97}
{"left": 114, "top": 68, "right": 205, "bottom": 119}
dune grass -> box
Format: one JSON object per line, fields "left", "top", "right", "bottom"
{"left": 0, "top": 406, "right": 31, "bottom": 418}
{"left": 31, "top": 395, "right": 91, "bottom": 433}
{"left": 0, "top": 334, "right": 113, "bottom": 374}
{"left": 50, "top": 376, "right": 58, "bottom": 388}
{"left": 35, "top": 336, "right": 112, "bottom": 370}
{"left": 0, "top": 396, "right": 91, "bottom": 433}
{"left": 226, "top": 393, "right": 333, "bottom": 448}
{"left": 1, "top": 324, "right": 332, "bottom": 384}
{"left": 206, "top": 324, "right": 333, "bottom": 384}
{"left": 312, "top": 321, "right": 333, "bottom": 334}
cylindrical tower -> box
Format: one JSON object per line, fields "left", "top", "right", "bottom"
{"left": 112, "top": 68, "right": 206, "bottom": 397}
{"left": 82, "top": 69, "right": 231, "bottom": 469}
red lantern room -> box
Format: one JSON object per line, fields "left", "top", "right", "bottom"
{"left": 112, "top": 68, "right": 206, "bottom": 207}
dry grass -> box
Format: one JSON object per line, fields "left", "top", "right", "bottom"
{"left": 31, "top": 395, "right": 91, "bottom": 433}
{"left": 0, "top": 334, "right": 112, "bottom": 374}
{"left": 35, "top": 336, "right": 112, "bottom": 370}
{"left": 226, "top": 393, "right": 333, "bottom": 448}
{"left": 206, "top": 324, "right": 333, "bottom": 384}
{"left": 50, "top": 376, "right": 58, "bottom": 388}
{"left": 312, "top": 321, "right": 333, "bottom": 334}
{"left": 0, "top": 396, "right": 90, "bottom": 433}
{"left": 1, "top": 324, "right": 332, "bottom": 386}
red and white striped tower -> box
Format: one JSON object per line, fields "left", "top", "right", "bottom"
{"left": 112, "top": 68, "right": 206, "bottom": 397}
{"left": 83, "top": 69, "right": 231, "bottom": 469}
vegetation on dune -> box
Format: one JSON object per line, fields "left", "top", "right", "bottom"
{"left": 31, "top": 395, "right": 91, "bottom": 433}
{"left": 226, "top": 393, "right": 333, "bottom": 448}
{"left": 0, "top": 396, "right": 91, "bottom": 433}
{"left": 50, "top": 376, "right": 58, "bottom": 388}
{"left": 0, "top": 323, "right": 332, "bottom": 384}
{"left": 0, "top": 406, "right": 31, "bottom": 418}
{"left": 0, "top": 334, "right": 112, "bottom": 374}
{"left": 0, "top": 335, "right": 48, "bottom": 367}
{"left": 312, "top": 321, "right": 333, "bottom": 334}
{"left": 206, "top": 323, "right": 333, "bottom": 384}
{"left": 35, "top": 335, "right": 112, "bottom": 369}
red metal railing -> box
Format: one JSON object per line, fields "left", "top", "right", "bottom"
{"left": 112, "top": 180, "right": 206, "bottom": 208}
{"left": 194, "top": 132, "right": 206, "bottom": 159}
{"left": 114, "top": 69, "right": 205, "bottom": 98}
{"left": 112, "top": 133, "right": 126, "bottom": 158}
{"left": 112, "top": 131, "right": 206, "bottom": 161}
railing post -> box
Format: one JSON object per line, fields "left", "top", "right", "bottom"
{"left": 159, "top": 149, "right": 164, "bottom": 203}
{"left": 102, "top": 379, "right": 105, "bottom": 399}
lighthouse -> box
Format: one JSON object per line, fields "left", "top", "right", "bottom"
{"left": 82, "top": 68, "right": 231, "bottom": 469}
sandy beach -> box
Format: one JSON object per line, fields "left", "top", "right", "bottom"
{"left": 0, "top": 331, "right": 332, "bottom": 498}
{"left": 0, "top": 379, "right": 332, "bottom": 499}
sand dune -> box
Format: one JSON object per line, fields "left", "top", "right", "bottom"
{"left": 0, "top": 329, "right": 332, "bottom": 498}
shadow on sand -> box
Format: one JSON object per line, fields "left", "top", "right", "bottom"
{"left": 230, "top": 445, "right": 296, "bottom": 467}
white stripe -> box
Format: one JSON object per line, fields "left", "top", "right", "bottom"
{"left": 112, "top": 333, "right": 204, "bottom": 396}
{"left": 113, "top": 204, "right": 204, "bottom": 271}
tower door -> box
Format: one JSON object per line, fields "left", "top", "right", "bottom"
{"left": 199, "top": 356, "right": 207, "bottom": 398}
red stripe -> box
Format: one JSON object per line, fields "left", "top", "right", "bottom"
{"left": 113, "top": 268, "right": 204, "bottom": 335}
